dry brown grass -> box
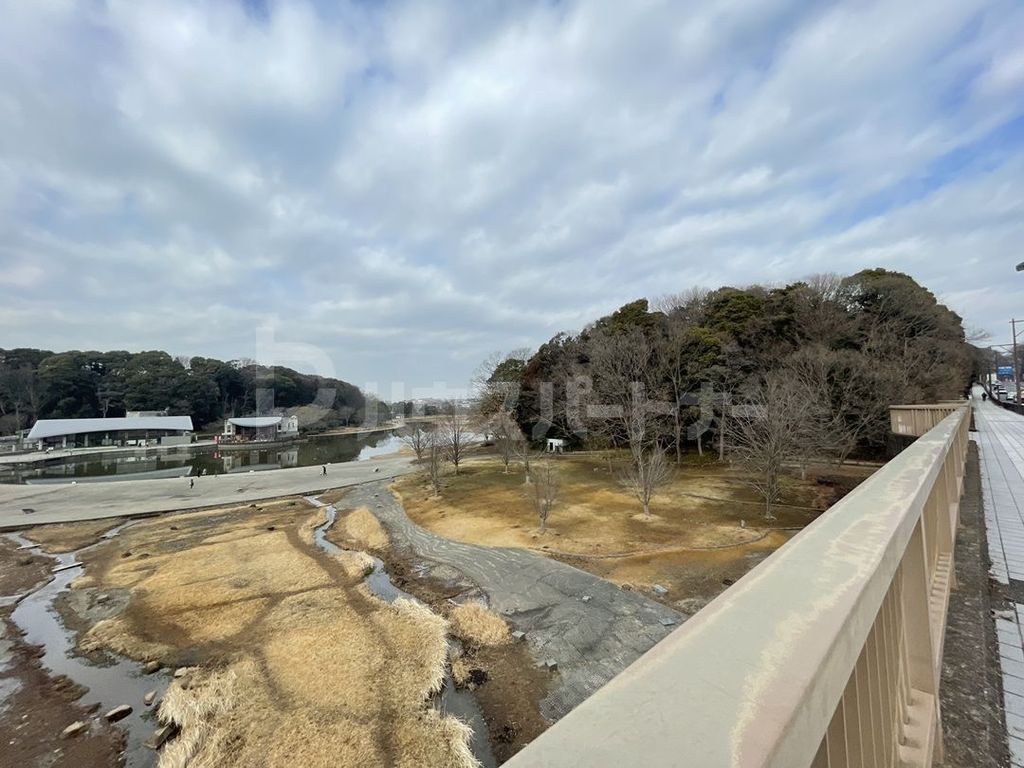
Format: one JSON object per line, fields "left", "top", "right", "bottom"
{"left": 394, "top": 453, "right": 857, "bottom": 603}
{"left": 75, "top": 498, "right": 478, "bottom": 768}
{"left": 336, "top": 506, "right": 389, "bottom": 551}
{"left": 23, "top": 518, "right": 127, "bottom": 553}
{"left": 448, "top": 603, "right": 510, "bottom": 648}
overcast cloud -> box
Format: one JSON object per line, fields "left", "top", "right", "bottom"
{"left": 1, "top": 0, "right": 1022, "bottom": 397}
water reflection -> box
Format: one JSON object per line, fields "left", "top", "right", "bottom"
{"left": 1, "top": 431, "right": 405, "bottom": 484}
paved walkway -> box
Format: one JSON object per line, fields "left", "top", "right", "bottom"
{"left": 973, "top": 386, "right": 1024, "bottom": 765}
{"left": 343, "top": 481, "right": 683, "bottom": 722}
{"left": 0, "top": 457, "right": 414, "bottom": 530}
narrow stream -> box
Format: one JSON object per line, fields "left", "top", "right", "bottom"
{"left": 307, "top": 497, "right": 497, "bottom": 768}
{"left": 8, "top": 526, "right": 168, "bottom": 768}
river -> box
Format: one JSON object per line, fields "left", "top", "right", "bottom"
{"left": 1, "top": 431, "right": 405, "bottom": 485}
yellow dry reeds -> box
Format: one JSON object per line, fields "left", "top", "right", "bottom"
{"left": 448, "top": 602, "right": 510, "bottom": 647}
{"left": 75, "top": 498, "right": 478, "bottom": 768}
{"left": 337, "top": 506, "right": 389, "bottom": 551}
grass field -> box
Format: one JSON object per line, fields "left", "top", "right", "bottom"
{"left": 393, "top": 451, "right": 869, "bottom": 607}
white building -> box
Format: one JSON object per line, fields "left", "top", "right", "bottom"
{"left": 222, "top": 415, "right": 299, "bottom": 441}
{"left": 26, "top": 416, "right": 194, "bottom": 450}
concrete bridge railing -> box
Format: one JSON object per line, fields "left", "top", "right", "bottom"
{"left": 890, "top": 403, "right": 965, "bottom": 437}
{"left": 506, "top": 403, "right": 971, "bottom": 768}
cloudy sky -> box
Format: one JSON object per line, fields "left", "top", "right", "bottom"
{"left": 1, "top": 0, "right": 1022, "bottom": 397}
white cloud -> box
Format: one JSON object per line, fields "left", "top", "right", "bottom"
{"left": 0, "top": 0, "right": 1022, "bottom": 392}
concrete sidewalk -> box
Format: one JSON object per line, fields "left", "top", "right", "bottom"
{"left": 0, "top": 456, "right": 414, "bottom": 530}
{"left": 973, "top": 386, "right": 1024, "bottom": 766}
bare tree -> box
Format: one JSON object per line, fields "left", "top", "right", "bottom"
{"left": 491, "top": 410, "right": 523, "bottom": 474}
{"left": 528, "top": 460, "right": 559, "bottom": 533}
{"left": 617, "top": 444, "right": 673, "bottom": 519}
{"left": 588, "top": 328, "right": 669, "bottom": 461}
{"left": 512, "top": 426, "right": 533, "bottom": 483}
{"left": 651, "top": 287, "right": 709, "bottom": 321}
{"left": 439, "top": 404, "right": 470, "bottom": 475}
{"left": 792, "top": 273, "right": 854, "bottom": 347}
{"left": 398, "top": 423, "right": 430, "bottom": 461}
{"left": 426, "top": 430, "right": 444, "bottom": 496}
{"left": 588, "top": 328, "right": 677, "bottom": 517}
{"left": 783, "top": 346, "right": 877, "bottom": 471}
{"left": 471, "top": 349, "right": 530, "bottom": 421}
{"left": 725, "top": 374, "right": 828, "bottom": 520}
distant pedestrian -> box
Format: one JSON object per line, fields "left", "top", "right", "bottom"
{"left": 189, "top": 477, "right": 194, "bottom": 489}
{"left": 982, "top": 391, "right": 988, "bottom": 401}
{"left": 321, "top": 465, "right": 327, "bottom": 476}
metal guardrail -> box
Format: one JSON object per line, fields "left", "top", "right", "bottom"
{"left": 507, "top": 403, "right": 970, "bottom": 768}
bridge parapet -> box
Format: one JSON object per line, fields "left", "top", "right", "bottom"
{"left": 507, "top": 404, "right": 970, "bottom": 768}
{"left": 890, "top": 403, "right": 965, "bottom": 437}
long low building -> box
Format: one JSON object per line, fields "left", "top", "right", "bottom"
{"left": 26, "top": 416, "right": 195, "bottom": 449}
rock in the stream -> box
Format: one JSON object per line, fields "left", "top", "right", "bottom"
{"left": 511, "top": 630, "right": 526, "bottom": 642}
{"left": 144, "top": 691, "right": 157, "bottom": 706}
{"left": 543, "top": 659, "right": 558, "bottom": 672}
{"left": 61, "top": 721, "right": 89, "bottom": 739}
{"left": 659, "top": 617, "right": 677, "bottom": 627}
{"left": 145, "top": 723, "right": 180, "bottom": 750}
{"left": 105, "top": 704, "right": 132, "bottom": 722}
{"left": 143, "top": 660, "right": 161, "bottom": 674}
{"left": 581, "top": 595, "right": 592, "bottom": 603}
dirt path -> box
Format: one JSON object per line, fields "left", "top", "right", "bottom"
{"left": 348, "top": 481, "right": 684, "bottom": 721}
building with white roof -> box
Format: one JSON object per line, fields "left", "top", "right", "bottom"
{"left": 221, "top": 415, "right": 299, "bottom": 442}
{"left": 26, "top": 416, "right": 195, "bottom": 450}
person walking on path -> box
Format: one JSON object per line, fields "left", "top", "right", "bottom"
{"left": 189, "top": 477, "right": 195, "bottom": 489}
{"left": 321, "top": 465, "right": 327, "bottom": 476}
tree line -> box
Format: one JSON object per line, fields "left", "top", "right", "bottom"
{"left": 0, "top": 348, "right": 372, "bottom": 434}
{"left": 472, "top": 268, "right": 973, "bottom": 519}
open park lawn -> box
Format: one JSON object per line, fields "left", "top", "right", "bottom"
{"left": 393, "top": 452, "right": 872, "bottom": 610}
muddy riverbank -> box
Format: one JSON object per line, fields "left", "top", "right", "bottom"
{"left": 0, "top": 535, "right": 126, "bottom": 767}
{"left": 9, "top": 525, "right": 172, "bottom": 768}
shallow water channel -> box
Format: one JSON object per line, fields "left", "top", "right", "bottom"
{"left": 8, "top": 525, "right": 167, "bottom": 768}
{"left": 308, "top": 497, "right": 497, "bottom": 768}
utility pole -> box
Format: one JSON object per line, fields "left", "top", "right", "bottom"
{"left": 1014, "top": 319, "right": 1022, "bottom": 395}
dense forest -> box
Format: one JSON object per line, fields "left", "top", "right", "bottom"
{"left": 0, "top": 349, "right": 372, "bottom": 434}
{"left": 482, "top": 269, "right": 973, "bottom": 460}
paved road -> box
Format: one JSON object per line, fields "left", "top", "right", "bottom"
{"left": 0, "top": 457, "right": 414, "bottom": 530}
{"left": 344, "top": 482, "right": 684, "bottom": 721}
